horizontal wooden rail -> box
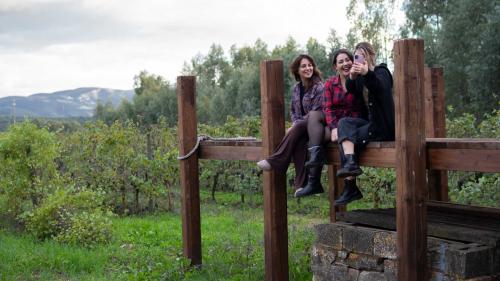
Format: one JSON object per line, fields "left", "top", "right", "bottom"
{"left": 198, "top": 138, "right": 500, "bottom": 173}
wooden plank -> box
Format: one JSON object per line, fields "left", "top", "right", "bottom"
{"left": 200, "top": 140, "right": 262, "bottom": 147}
{"left": 328, "top": 165, "right": 346, "bottom": 223}
{"left": 260, "top": 60, "right": 289, "bottom": 281}
{"left": 428, "top": 148, "right": 500, "bottom": 172}
{"left": 425, "top": 67, "right": 449, "bottom": 201}
{"left": 427, "top": 200, "right": 500, "bottom": 220}
{"left": 427, "top": 138, "right": 500, "bottom": 149}
{"left": 177, "top": 76, "right": 201, "bottom": 266}
{"left": 337, "top": 210, "right": 500, "bottom": 246}
{"left": 199, "top": 144, "right": 261, "bottom": 161}
{"left": 197, "top": 138, "right": 500, "bottom": 172}
{"left": 394, "top": 38, "right": 428, "bottom": 281}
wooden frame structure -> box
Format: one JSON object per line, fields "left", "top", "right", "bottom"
{"left": 177, "top": 39, "right": 500, "bottom": 280}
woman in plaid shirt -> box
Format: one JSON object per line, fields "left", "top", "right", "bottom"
{"left": 295, "top": 49, "right": 368, "bottom": 198}
{"left": 257, "top": 54, "right": 325, "bottom": 193}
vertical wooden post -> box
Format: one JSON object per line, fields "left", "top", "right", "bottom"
{"left": 424, "top": 67, "right": 449, "bottom": 201}
{"left": 177, "top": 76, "right": 202, "bottom": 266}
{"left": 328, "top": 164, "right": 346, "bottom": 223}
{"left": 260, "top": 60, "right": 289, "bottom": 281}
{"left": 394, "top": 39, "right": 428, "bottom": 281}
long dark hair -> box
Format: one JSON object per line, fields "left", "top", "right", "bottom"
{"left": 289, "top": 54, "right": 322, "bottom": 91}
{"left": 331, "top": 48, "right": 354, "bottom": 68}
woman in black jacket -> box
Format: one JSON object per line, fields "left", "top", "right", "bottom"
{"left": 334, "top": 42, "right": 395, "bottom": 206}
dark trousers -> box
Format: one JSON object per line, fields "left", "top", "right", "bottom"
{"left": 337, "top": 117, "right": 370, "bottom": 166}
{"left": 266, "top": 120, "right": 308, "bottom": 189}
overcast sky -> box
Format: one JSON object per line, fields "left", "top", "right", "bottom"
{"left": 0, "top": 0, "right": 404, "bottom": 98}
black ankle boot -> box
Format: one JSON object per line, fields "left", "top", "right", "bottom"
{"left": 336, "top": 154, "right": 363, "bottom": 178}
{"left": 334, "top": 179, "right": 363, "bottom": 206}
{"left": 294, "top": 166, "right": 324, "bottom": 198}
{"left": 305, "top": 146, "right": 326, "bottom": 168}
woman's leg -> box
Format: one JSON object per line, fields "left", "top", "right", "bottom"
{"left": 295, "top": 111, "right": 329, "bottom": 197}
{"left": 261, "top": 120, "right": 308, "bottom": 173}
{"left": 334, "top": 117, "right": 370, "bottom": 205}
{"left": 307, "top": 111, "right": 325, "bottom": 146}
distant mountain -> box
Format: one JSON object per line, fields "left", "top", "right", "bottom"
{"left": 0, "top": 87, "right": 135, "bottom": 118}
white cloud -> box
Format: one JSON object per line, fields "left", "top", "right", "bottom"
{"left": 2, "top": 0, "right": 407, "bottom": 97}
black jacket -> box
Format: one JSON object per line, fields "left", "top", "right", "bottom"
{"left": 346, "top": 63, "right": 395, "bottom": 141}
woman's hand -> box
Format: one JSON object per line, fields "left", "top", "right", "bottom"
{"left": 330, "top": 128, "right": 338, "bottom": 142}
{"left": 351, "top": 61, "right": 368, "bottom": 76}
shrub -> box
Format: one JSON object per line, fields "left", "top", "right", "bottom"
{"left": 22, "top": 188, "right": 113, "bottom": 247}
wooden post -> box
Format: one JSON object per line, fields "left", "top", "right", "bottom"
{"left": 424, "top": 67, "right": 449, "bottom": 201}
{"left": 260, "top": 60, "right": 289, "bottom": 281}
{"left": 177, "top": 76, "right": 202, "bottom": 266}
{"left": 394, "top": 39, "right": 428, "bottom": 281}
{"left": 328, "top": 165, "right": 346, "bottom": 222}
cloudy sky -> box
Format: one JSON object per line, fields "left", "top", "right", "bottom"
{"left": 0, "top": 0, "right": 403, "bottom": 98}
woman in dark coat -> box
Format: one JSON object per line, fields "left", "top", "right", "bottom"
{"left": 257, "top": 54, "right": 325, "bottom": 193}
{"left": 333, "top": 42, "right": 395, "bottom": 205}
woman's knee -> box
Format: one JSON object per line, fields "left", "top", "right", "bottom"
{"left": 308, "top": 110, "right": 324, "bottom": 123}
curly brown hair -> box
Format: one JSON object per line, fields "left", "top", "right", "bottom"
{"left": 289, "top": 54, "right": 322, "bottom": 91}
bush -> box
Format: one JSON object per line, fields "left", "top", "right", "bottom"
{"left": 54, "top": 210, "right": 113, "bottom": 247}
{"left": 21, "top": 188, "right": 113, "bottom": 247}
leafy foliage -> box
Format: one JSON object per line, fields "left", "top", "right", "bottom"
{"left": 21, "top": 188, "right": 113, "bottom": 247}
{"left": 402, "top": 0, "right": 500, "bottom": 117}
{"left": 0, "top": 122, "right": 59, "bottom": 217}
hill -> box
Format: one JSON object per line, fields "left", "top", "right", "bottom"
{"left": 0, "top": 88, "right": 134, "bottom": 118}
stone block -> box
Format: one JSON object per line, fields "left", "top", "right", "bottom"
{"left": 331, "top": 264, "right": 349, "bottom": 281}
{"left": 428, "top": 242, "right": 448, "bottom": 273}
{"left": 343, "top": 226, "right": 376, "bottom": 255}
{"left": 374, "top": 231, "right": 397, "bottom": 259}
{"left": 346, "top": 252, "right": 384, "bottom": 271}
{"left": 384, "top": 259, "right": 397, "bottom": 274}
{"left": 430, "top": 272, "right": 454, "bottom": 281}
{"left": 348, "top": 268, "right": 360, "bottom": 280}
{"left": 311, "top": 244, "right": 336, "bottom": 267}
{"left": 311, "top": 265, "right": 333, "bottom": 281}
{"left": 337, "top": 250, "right": 349, "bottom": 261}
{"left": 315, "top": 223, "right": 343, "bottom": 249}
{"left": 358, "top": 271, "right": 394, "bottom": 281}
{"left": 446, "top": 245, "right": 493, "bottom": 278}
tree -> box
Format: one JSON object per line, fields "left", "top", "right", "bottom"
{"left": 346, "top": 0, "right": 398, "bottom": 64}
{"left": 403, "top": 0, "right": 500, "bottom": 117}
{"left": 0, "top": 122, "right": 60, "bottom": 217}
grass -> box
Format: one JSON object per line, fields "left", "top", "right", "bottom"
{"left": 0, "top": 189, "right": 369, "bottom": 281}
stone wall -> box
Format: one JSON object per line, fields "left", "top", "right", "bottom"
{"left": 311, "top": 222, "right": 500, "bottom": 281}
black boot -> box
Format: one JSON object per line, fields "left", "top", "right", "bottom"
{"left": 305, "top": 146, "right": 326, "bottom": 168}
{"left": 336, "top": 154, "right": 363, "bottom": 178}
{"left": 334, "top": 179, "right": 363, "bottom": 206}
{"left": 294, "top": 166, "right": 324, "bottom": 198}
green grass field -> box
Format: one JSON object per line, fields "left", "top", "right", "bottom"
{"left": 0, "top": 190, "right": 370, "bottom": 281}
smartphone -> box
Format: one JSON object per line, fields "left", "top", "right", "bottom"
{"left": 354, "top": 54, "right": 365, "bottom": 63}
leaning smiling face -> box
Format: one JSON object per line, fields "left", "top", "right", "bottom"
{"left": 298, "top": 58, "right": 314, "bottom": 81}
{"left": 335, "top": 53, "right": 352, "bottom": 77}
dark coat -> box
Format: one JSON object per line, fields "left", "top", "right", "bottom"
{"left": 346, "top": 63, "right": 395, "bottom": 141}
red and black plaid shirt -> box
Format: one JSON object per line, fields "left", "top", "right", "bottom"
{"left": 323, "top": 76, "right": 367, "bottom": 129}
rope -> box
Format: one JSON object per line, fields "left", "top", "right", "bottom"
{"left": 177, "top": 135, "right": 258, "bottom": 160}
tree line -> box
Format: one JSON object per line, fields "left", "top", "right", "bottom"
{"left": 96, "top": 0, "right": 498, "bottom": 126}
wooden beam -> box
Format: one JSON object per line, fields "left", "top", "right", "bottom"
{"left": 260, "top": 60, "right": 288, "bottom": 281}
{"left": 427, "top": 200, "right": 500, "bottom": 220}
{"left": 425, "top": 67, "right": 449, "bottom": 201}
{"left": 427, "top": 148, "right": 500, "bottom": 172}
{"left": 199, "top": 144, "right": 261, "bottom": 161}
{"left": 177, "top": 76, "right": 202, "bottom": 266}
{"left": 394, "top": 38, "right": 428, "bottom": 281}
{"left": 328, "top": 165, "right": 346, "bottom": 223}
